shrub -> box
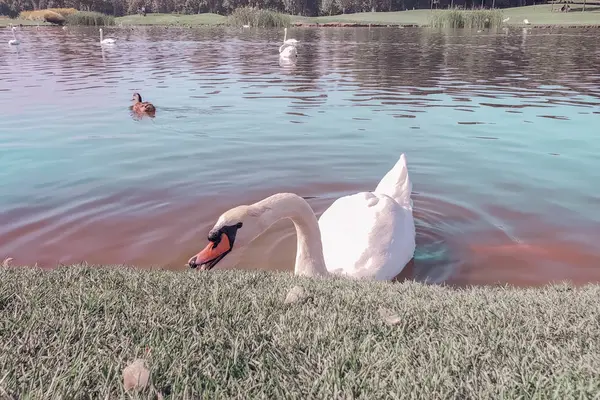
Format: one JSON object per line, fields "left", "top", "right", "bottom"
{"left": 19, "top": 9, "right": 66, "bottom": 24}
{"left": 48, "top": 8, "right": 78, "bottom": 18}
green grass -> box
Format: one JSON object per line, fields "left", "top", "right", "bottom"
{"left": 116, "top": 12, "right": 226, "bottom": 26}
{"left": 66, "top": 11, "right": 115, "bottom": 26}
{"left": 226, "top": 7, "right": 291, "bottom": 28}
{"left": 110, "top": 5, "right": 600, "bottom": 27}
{"left": 1, "top": 265, "right": 599, "bottom": 398}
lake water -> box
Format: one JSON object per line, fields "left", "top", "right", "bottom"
{"left": 1, "top": 25, "right": 599, "bottom": 286}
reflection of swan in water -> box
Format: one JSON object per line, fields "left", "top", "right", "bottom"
{"left": 9, "top": 27, "right": 20, "bottom": 46}
{"left": 188, "top": 153, "right": 416, "bottom": 282}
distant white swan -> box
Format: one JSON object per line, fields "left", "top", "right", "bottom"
{"left": 523, "top": 18, "right": 530, "bottom": 25}
{"left": 282, "top": 27, "right": 298, "bottom": 47}
{"left": 99, "top": 28, "right": 116, "bottom": 45}
{"left": 8, "top": 27, "right": 19, "bottom": 46}
{"left": 188, "top": 153, "right": 416, "bottom": 281}
{"left": 502, "top": 17, "right": 510, "bottom": 23}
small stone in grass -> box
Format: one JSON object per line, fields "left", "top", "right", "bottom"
{"left": 379, "top": 307, "right": 402, "bottom": 325}
{"left": 284, "top": 285, "right": 307, "bottom": 304}
{"left": 123, "top": 358, "right": 150, "bottom": 391}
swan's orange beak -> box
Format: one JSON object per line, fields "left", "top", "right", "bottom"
{"left": 188, "top": 233, "right": 231, "bottom": 271}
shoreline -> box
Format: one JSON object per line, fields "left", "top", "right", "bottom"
{"left": 5, "top": 21, "right": 600, "bottom": 29}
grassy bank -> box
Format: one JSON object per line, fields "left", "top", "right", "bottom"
{"left": 1, "top": 265, "right": 599, "bottom": 398}
{"left": 110, "top": 5, "right": 600, "bottom": 27}
{"left": 3, "top": 5, "right": 600, "bottom": 28}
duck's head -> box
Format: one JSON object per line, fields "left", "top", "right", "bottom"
{"left": 132, "top": 93, "right": 142, "bottom": 102}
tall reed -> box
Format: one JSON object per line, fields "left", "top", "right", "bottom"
{"left": 226, "top": 7, "right": 291, "bottom": 28}
{"left": 66, "top": 11, "right": 116, "bottom": 26}
{"left": 430, "top": 9, "right": 504, "bottom": 29}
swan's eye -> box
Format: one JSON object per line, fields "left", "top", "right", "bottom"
{"left": 236, "top": 222, "right": 243, "bottom": 229}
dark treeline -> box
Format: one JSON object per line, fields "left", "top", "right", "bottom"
{"left": 1, "top": 0, "right": 546, "bottom": 21}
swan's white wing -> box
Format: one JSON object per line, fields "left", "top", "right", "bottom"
{"left": 374, "top": 153, "right": 412, "bottom": 208}
{"left": 279, "top": 44, "right": 297, "bottom": 59}
{"left": 318, "top": 192, "right": 415, "bottom": 281}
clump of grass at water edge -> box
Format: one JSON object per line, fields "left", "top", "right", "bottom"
{"left": 1, "top": 264, "right": 599, "bottom": 398}
{"left": 430, "top": 9, "right": 504, "bottom": 29}
{"left": 65, "top": 11, "right": 115, "bottom": 26}
{"left": 227, "top": 7, "right": 291, "bottom": 28}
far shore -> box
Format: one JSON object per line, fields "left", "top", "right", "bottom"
{"left": 2, "top": 5, "right": 600, "bottom": 28}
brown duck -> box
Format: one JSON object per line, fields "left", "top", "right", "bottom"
{"left": 131, "top": 93, "right": 156, "bottom": 114}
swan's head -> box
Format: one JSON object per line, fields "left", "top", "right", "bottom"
{"left": 132, "top": 92, "right": 142, "bottom": 102}
{"left": 188, "top": 204, "right": 270, "bottom": 271}
{"left": 99, "top": 28, "right": 103, "bottom": 32}
{"left": 12, "top": 27, "right": 16, "bottom": 31}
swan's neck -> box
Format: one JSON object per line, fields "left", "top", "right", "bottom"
{"left": 255, "top": 193, "right": 327, "bottom": 277}
{"left": 283, "top": 28, "right": 287, "bottom": 43}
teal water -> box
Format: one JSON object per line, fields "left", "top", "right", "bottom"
{"left": 1, "top": 26, "right": 599, "bottom": 286}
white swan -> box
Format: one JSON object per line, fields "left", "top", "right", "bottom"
{"left": 8, "top": 27, "right": 19, "bottom": 46}
{"left": 282, "top": 27, "right": 298, "bottom": 46}
{"left": 99, "top": 28, "right": 116, "bottom": 45}
{"left": 523, "top": 18, "right": 530, "bottom": 25}
{"left": 502, "top": 17, "right": 510, "bottom": 23}
{"left": 279, "top": 42, "right": 297, "bottom": 61}
{"left": 188, "top": 154, "right": 416, "bottom": 281}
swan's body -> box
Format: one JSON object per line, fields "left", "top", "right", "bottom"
{"left": 523, "top": 18, "right": 530, "bottom": 25}
{"left": 318, "top": 153, "right": 415, "bottom": 280}
{"left": 502, "top": 17, "right": 510, "bottom": 23}
{"left": 99, "top": 28, "right": 116, "bottom": 45}
{"left": 188, "top": 154, "right": 416, "bottom": 281}
{"left": 279, "top": 43, "right": 297, "bottom": 60}
{"left": 8, "top": 27, "right": 19, "bottom": 45}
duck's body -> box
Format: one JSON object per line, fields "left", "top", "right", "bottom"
{"left": 131, "top": 93, "right": 156, "bottom": 114}
{"left": 188, "top": 153, "right": 416, "bottom": 282}
{"left": 99, "top": 28, "right": 116, "bottom": 45}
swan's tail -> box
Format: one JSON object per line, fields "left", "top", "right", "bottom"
{"left": 374, "top": 153, "right": 412, "bottom": 208}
